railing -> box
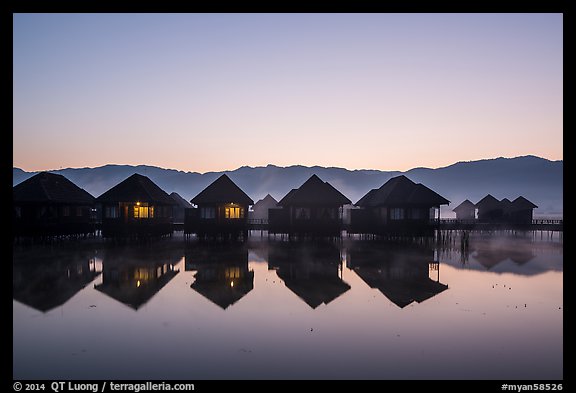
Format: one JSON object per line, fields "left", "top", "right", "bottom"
{"left": 248, "top": 218, "right": 268, "bottom": 225}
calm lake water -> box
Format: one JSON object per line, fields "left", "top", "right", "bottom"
{"left": 13, "top": 231, "right": 563, "bottom": 380}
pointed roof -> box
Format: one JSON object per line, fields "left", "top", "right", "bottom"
{"left": 170, "top": 192, "right": 192, "bottom": 208}
{"left": 277, "top": 174, "right": 351, "bottom": 207}
{"left": 13, "top": 172, "right": 95, "bottom": 204}
{"left": 94, "top": 269, "right": 179, "bottom": 310}
{"left": 355, "top": 175, "right": 449, "bottom": 207}
{"left": 95, "top": 173, "right": 175, "bottom": 205}
{"left": 452, "top": 199, "right": 475, "bottom": 213}
{"left": 511, "top": 196, "right": 538, "bottom": 210}
{"left": 278, "top": 274, "right": 351, "bottom": 309}
{"left": 475, "top": 194, "right": 501, "bottom": 209}
{"left": 254, "top": 194, "right": 278, "bottom": 206}
{"left": 191, "top": 272, "right": 254, "bottom": 309}
{"left": 190, "top": 174, "right": 253, "bottom": 205}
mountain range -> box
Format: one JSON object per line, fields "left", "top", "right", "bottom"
{"left": 12, "top": 155, "right": 563, "bottom": 217}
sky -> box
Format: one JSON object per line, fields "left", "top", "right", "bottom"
{"left": 13, "top": 13, "right": 563, "bottom": 173}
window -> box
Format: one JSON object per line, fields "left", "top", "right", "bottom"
{"left": 225, "top": 207, "right": 243, "bottom": 219}
{"left": 76, "top": 207, "right": 83, "bottom": 217}
{"left": 14, "top": 207, "right": 21, "bottom": 218}
{"left": 105, "top": 206, "right": 119, "bottom": 218}
{"left": 63, "top": 206, "right": 71, "bottom": 217}
{"left": 134, "top": 204, "right": 153, "bottom": 219}
{"left": 390, "top": 208, "right": 404, "bottom": 220}
{"left": 200, "top": 207, "right": 216, "bottom": 219}
{"left": 225, "top": 267, "right": 241, "bottom": 279}
{"left": 295, "top": 207, "right": 311, "bottom": 220}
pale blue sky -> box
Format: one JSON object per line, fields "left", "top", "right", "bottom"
{"left": 13, "top": 13, "right": 563, "bottom": 172}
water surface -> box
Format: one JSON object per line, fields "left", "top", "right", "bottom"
{"left": 13, "top": 232, "right": 563, "bottom": 379}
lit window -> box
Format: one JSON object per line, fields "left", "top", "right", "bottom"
{"left": 134, "top": 203, "right": 152, "bottom": 219}
{"left": 225, "top": 207, "right": 242, "bottom": 219}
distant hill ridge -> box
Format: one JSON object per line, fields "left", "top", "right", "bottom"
{"left": 13, "top": 155, "right": 563, "bottom": 216}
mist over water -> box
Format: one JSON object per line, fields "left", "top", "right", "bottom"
{"left": 13, "top": 232, "right": 562, "bottom": 379}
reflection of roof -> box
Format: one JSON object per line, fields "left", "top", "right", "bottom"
{"left": 278, "top": 174, "right": 351, "bottom": 207}
{"left": 268, "top": 242, "right": 350, "bottom": 308}
{"left": 13, "top": 260, "right": 100, "bottom": 312}
{"left": 94, "top": 269, "right": 179, "bottom": 310}
{"left": 191, "top": 174, "right": 254, "bottom": 205}
{"left": 170, "top": 192, "right": 193, "bottom": 208}
{"left": 354, "top": 268, "right": 447, "bottom": 308}
{"left": 278, "top": 273, "right": 350, "bottom": 308}
{"left": 191, "top": 270, "right": 254, "bottom": 309}
{"left": 96, "top": 173, "right": 175, "bottom": 205}
{"left": 356, "top": 175, "right": 449, "bottom": 207}
{"left": 13, "top": 172, "right": 95, "bottom": 204}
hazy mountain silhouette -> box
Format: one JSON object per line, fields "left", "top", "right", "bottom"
{"left": 12, "top": 155, "right": 562, "bottom": 216}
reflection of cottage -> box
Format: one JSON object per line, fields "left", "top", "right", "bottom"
{"left": 186, "top": 245, "right": 253, "bottom": 309}
{"left": 94, "top": 247, "right": 180, "bottom": 310}
{"left": 13, "top": 172, "right": 95, "bottom": 238}
{"left": 268, "top": 174, "right": 351, "bottom": 237}
{"left": 170, "top": 192, "right": 192, "bottom": 224}
{"left": 249, "top": 194, "right": 278, "bottom": 223}
{"left": 268, "top": 242, "right": 350, "bottom": 308}
{"left": 350, "top": 175, "right": 449, "bottom": 236}
{"left": 95, "top": 174, "right": 175, "bottom": 238}
{"left": 347, "top": 242, "right": 448, "bottom": 308}
{"left": 452, "top": 199, "right": 476, "bottom": 220}
{"left": 13, "top": 249, "right": 101, "bottom": 312}
{"left": 185, "top": 174, "right": 254, "bottom": 240}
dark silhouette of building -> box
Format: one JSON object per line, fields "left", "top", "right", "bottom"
{"left": 94, "top": 246, "right": 181, "bottom": 310}
{"left": 13, "top": 172, "right": 96, "bottom": 238}
{"left": 475, "top": 194, "right": 503, "bottom": 222}
{"left": 267, "top": 242, "right": 350, "bottom": 308}
{"left": 185, "top": 244, "right": 253, "bottom": 309}
{"left": 452, "top": 199, "right": 476, "bottom": 220}
{"left": 13, "top": 248, "right": 101, "bottom": 312}
{"left": 347, "top": 241, "right": 448, "bottom": 308}
{"left": 95, "top": 173, "right": 176, "bottom": 238}
{"left": 170, "top": 192, "right": 192, "bottom": 224}
{"left": 268, "top": 174, "right": 351, "bottom": 237}
{"left": 349, "top": 175, "right": 449, "bottom": 236}
{"left": 475, "top": 194, "right": 537, "bottom": 224}
{"left": 508, "top": 196, "right": 538, "bottom": 224}
{"left": 185, "top": 174, "right": 254, "bottom": 240}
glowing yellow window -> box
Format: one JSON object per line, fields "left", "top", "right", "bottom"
{"left": 133, "top": 204, "right": 152, "bottom": 219}
{"left": 225, "top": 207, "right": 242, "bottom": 219}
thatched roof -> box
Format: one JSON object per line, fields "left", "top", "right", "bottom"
{"left": 13, "top": 172, "right": 94, "bottom": 205}
{"left": 277, "top": 174, "right": 351, "bottom": 207}
{"left": 356, "top": 175, "right": 449, "bottom": 207}
{"left": 95, "top": 173, "right": 175, "bottom": 205}
{"left": 190, "top": 174, "right": 253, "bottom": 206}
